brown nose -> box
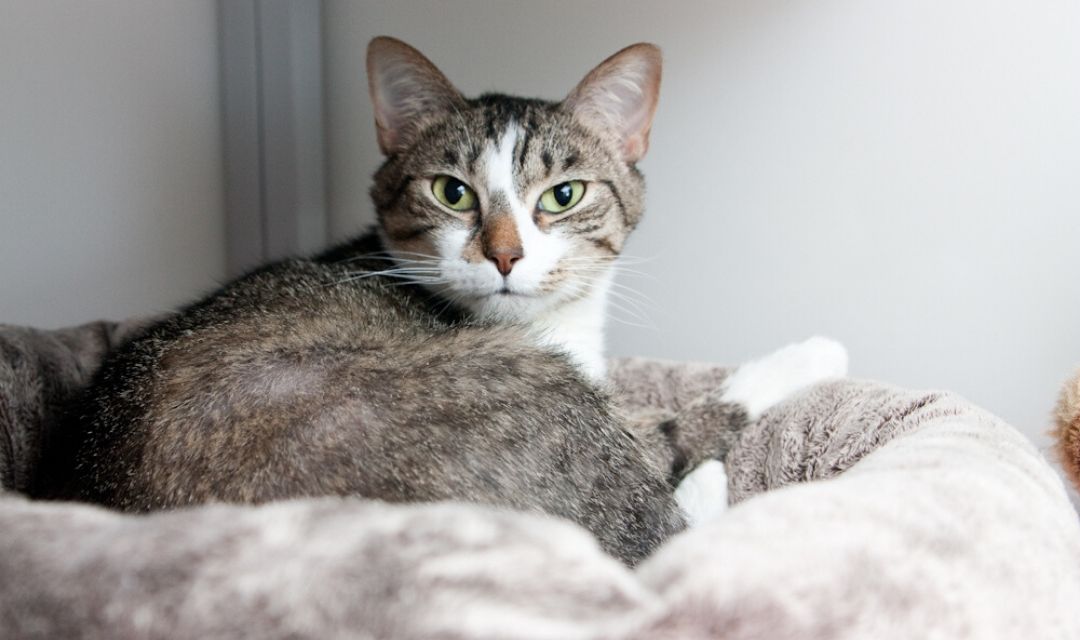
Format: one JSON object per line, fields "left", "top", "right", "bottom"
{"left": 485, "top": 246, "right": 524, "bottom": 276}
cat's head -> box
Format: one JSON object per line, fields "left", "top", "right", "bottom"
{"left": 366, "top": 37, "right": 661, "bottom": 323}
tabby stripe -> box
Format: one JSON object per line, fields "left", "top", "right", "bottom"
{"left": 467, "top": 144, "right": 483, "bottom": 173}
{"left": 600, "top": 180, "right": 630, "bottom": 228}
{"left": 386, "top": 176, "right": 415, "bottom": 209}
{"left": 589, "top": 237, "right": 618, "bottom": 255}
{"left": 563, "top": 152, "right": 580, "bottom": 170}
{"left": 548, "top": 203, "right": 605, "bottom": 228}
{"left": 574, "top": 222, "right": 604, "bottom": 234}
{"left": 517, "top": 129, "right": 533, "bottom": 169}
{"left": 541, "top": 150, "right": 554, "bottom": 174}
{"left": 659, "top": 419, "right": 690, "bottom": 482}
{"left": 389, "top": 224, "right": 435, "bottom": 242}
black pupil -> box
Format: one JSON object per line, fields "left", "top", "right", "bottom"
{"left": 554, "top": 183, "right": 573, "bottom": 207}
{"left": 443, "top": 178, "right": 465, "bottom": 205}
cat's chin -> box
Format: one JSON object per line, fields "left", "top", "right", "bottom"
{"left": 457, "top": 290, "right": 554, "bottom": 324}
{"left": 438, "top": 271, "right": 608, "bottom": 324}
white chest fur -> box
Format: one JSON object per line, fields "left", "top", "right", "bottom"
{"left": 527, "top": 271, "right": 613, "bottom": 382}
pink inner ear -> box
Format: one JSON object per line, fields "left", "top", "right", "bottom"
{"left": 369, "top": 57, "right": 435, "bottom": 154}
{"left": 371, "top": 62, "right": 417, "bottom": 151}
{"left": 564, "top": 44, "right": 661, "bottom": 164}
{"left": 367, "top": 37, "right": 463, "bottom": 155}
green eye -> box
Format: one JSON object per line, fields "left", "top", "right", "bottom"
{"left": 539, "top": 181, "right": 586, "bottom": 214}
{"left": 431, "top": 175, "right": 477, "bottom": 211}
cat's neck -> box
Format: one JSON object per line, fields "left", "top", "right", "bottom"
{"left": 343, "top": 230, "right": 614, "bottom": 381}
{"left": 527, "top": 270, "right": 613, "bottom": 381}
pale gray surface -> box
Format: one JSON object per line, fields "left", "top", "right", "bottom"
{"left": 323, "top": 0, "right": 1080, "bottom": 457}
{"left": 219, "top": 0, "right": 328, "bottom": 277}
{"left": 0, "top": 1, "right": 226, "bottom": 327}
{"left": 256, "top": 0, "right": 328, "bottom": 266}
{"left": 219, "top": 0, "right": 265, "bottom": 275}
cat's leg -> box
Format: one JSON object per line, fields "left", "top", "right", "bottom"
{"left": 671, "top": 337, "right": 849, "bottom": 525}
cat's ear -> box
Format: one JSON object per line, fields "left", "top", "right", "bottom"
{"left": 367, "top": 37, "right": 465, "bottom": 155}
{"left": 563, "top": 43, "right": 662, "bottom": 164}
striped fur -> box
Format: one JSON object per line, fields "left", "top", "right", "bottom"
{"left": 49, "top": 38, "right": 705, "bottom": 566}
{"left": 368, "top": 38, "right": 660, "bottom": 375}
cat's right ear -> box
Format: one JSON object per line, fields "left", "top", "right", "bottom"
{"left": 367, "top": 37, "right": 464, "bottom": 155}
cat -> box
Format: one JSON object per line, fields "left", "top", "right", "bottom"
{"left": 42, "top": 37, "right": 834, "bottom": 565}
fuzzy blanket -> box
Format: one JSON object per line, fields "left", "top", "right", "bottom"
{"left": 2, "top": 321, "right": 1079, "bottom": 639}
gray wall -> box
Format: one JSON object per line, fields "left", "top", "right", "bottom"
{"left": 324, "top": 0, "right": 1080, "bottom": 456}
{"left": 0, "top": 1, "right": 226, "bottom": 328}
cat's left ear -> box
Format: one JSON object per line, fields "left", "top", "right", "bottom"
{"left": 563, "top": 43, "right": 662, "bottom": 164}
{"left": 367, "top": 37, "right": 465, "bottom": 155}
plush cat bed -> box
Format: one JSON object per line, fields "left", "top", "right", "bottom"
{"left": 2, "top": 321, "right": 1079, "bottom": 639}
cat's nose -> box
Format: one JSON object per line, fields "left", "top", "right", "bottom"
{"left": 481, "top": 214, "right": 524, "bottom": 276}
{"left": 486, "top": 246, "right": 523, "bottom": 276}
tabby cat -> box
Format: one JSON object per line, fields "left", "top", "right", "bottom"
{"left": 51, "top": 38, "right": 737, "bottom": 565}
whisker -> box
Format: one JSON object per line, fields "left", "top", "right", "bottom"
{"left": 328, "top": 268, "right": 446, "bottom": 287}
{"left": 605, "top": 294, "right": 654, "bottom": 324}
{"left": 559, "top": 254, "right": 657, "bottom": 267}
{"left": 384, "top": 250, "right": 444, "bottom": 260}
{"left": 566, "top": 269, "right": 656, "bottom": 307}
{"left": 603, "top": 300, "right": 658, "bottom": 330}
{"left": 557, "top": 270, "right": 658, "bottom": 328}
{"left": 339, "top": 271, "right": 442, "bottom": 282}
{"left": 432, "top": 288, "right": 470, "bottom": 318}
{"left": 332, "top": 250, "right": 444, "bottom": 266}
{"left": 386, "top": 280, "right": 450, "bottom": 288}
{"left": 559, "top": 262, "right": 658, "bottom": 281}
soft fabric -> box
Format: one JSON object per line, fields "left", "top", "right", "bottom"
{"left": 0, "top": 320, "right": 148, "bottom": 495}
{"left": 2, "top": 322, "right": 1079, "bottom": 639}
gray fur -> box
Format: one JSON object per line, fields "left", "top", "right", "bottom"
{"left": 372, "top": 93, "right": 645, "bottom": 262}
{"left": 38, "top": 40, "right": 721, "bottom": 565}
{"left": 49, "top": 248, "right": 694, "bottom": 564}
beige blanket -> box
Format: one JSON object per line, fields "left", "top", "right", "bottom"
{"left": 2, "top": 321, "right": 1078, "bottom": 639}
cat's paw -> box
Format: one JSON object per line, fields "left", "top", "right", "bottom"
{"left": 675, "top": 459, "right": 729, "bottom": 527}
{"left": 721, "top": 336, "right": 848, "bottom": 421}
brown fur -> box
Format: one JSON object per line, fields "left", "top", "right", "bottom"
{"left": 1052, "top": 368, "right": 1080, "bottom": 493}
{"left": 41, "top": 39, "right": 725, "bottom": 566}
{"left": 479, "top": 214, "right": 523, "bottom": 273}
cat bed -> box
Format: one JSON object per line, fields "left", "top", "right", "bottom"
{"left": 2, "top": 321, "right": 1079, "bottom": 639}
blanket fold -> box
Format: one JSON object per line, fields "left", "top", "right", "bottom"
{"left": 1, "top": 321, "right": 1078, "bottom": 639}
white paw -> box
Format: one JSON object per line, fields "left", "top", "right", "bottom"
{"left": 675, "top": 459, "right": 729, "bottom": 527}
{"left": 721, "top": 336, "right": 848, "bottom": 421}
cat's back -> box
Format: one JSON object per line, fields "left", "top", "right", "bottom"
{"left": 66, "top": 252, "right": 459, "bottom": 507}
{"left": 65, "top": 256, "right": 674, "bottom": 553}
{"left": 62, "top": 258, "right": 681, "bottom": 564}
